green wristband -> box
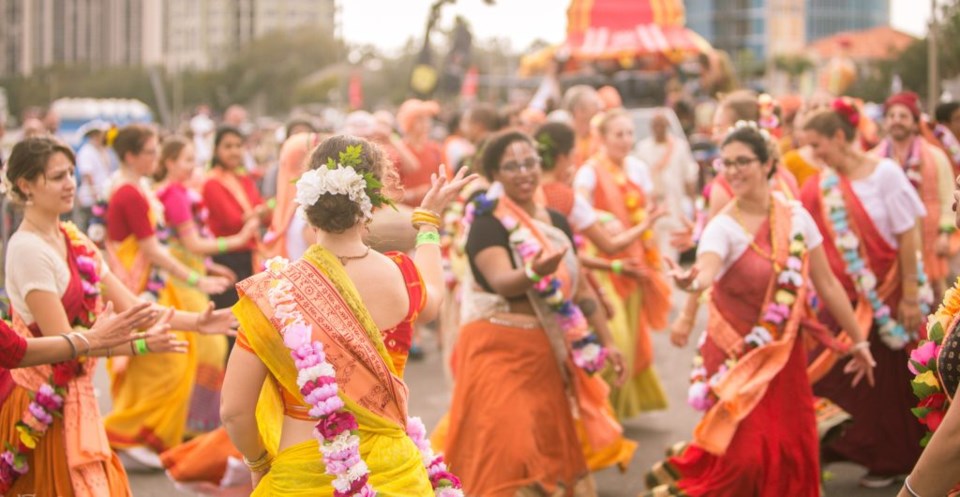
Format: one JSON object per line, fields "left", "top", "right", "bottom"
{"left": 610, "top": 259, "right": 624, "bottom": 275}
{"left": 187, "top": 270, "right": 200, "bottom": 287}
{"left": 416, "top": 231, "right": 441, "bottom": 247}
{"left": 266, "top": 198, "right": 277, "bottom": 209}
{"left": 217, "top": 237, "right": 228, "bottom": 253}
{"left": 134, "top": 338, "right": 149, "bottom": 356}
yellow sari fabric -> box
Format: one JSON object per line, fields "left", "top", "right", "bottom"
{"left": 103, "top": 192, "right": 197, "bottom": 452}
{"left": 235, "top": 246, "right": 432, "bottom": 496}
{"left": 168, "top": 240, "right": 227, "bottom": 434}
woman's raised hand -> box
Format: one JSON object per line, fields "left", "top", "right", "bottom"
{"left": 663, "top": 258, "right": 700, "bottom": 291}
{"left": 196, "top": 302, "right": 239, "bottom": 336}
{"left": 530, "top": 246, "right": 568, "bottom": 278}
{"left": 419, "top": 164, "right": 478, "bottom": 215}
{"left": 83, "top": 301, "right": 158, "bottom": 350}
{"left": 142, "top": 307, "right": 189, "bottom": 354}
{"left": 843, "top": 345, "right": 877, "bottom": 388}
{"left": 198, "top": 275, "right": 232, "bottom": 295}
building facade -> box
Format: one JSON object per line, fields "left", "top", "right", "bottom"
{"left": 0, "top": 0, "right": 335, "bottom": 76}
{"left": 687, "top": 0, "right": 889, "bottom": 63}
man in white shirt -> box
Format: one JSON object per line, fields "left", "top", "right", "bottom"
{"left": 635, "top": 113, "right": 699, "bottom": 262}
{"left": 74, "top": 121, "right": 112, "bottom": 230}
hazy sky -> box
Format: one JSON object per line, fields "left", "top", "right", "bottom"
{"left": 341, "top": 0, "right": 936, "bottom": 53}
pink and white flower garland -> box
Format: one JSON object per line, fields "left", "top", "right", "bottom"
{"left": 820, "top": 169, "right": 932, "bottom": 350}
{"left": 264, "top": 257, "right": 463, "bottom": 496}
{"left": 687, "top": 216, "right": 806, "bottom": 412}
{"left": 499, "top": 212, "right": 609, "bottom": 374}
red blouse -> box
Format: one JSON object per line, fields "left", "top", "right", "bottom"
{"left": 202, "top": 170, "right": 263, "bottom": 250}
{"left": 106, "top": 184, "right": 155, "bottom": 241}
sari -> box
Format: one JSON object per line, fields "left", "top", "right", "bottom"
{"left": 157, "top": 182, "right": 226, "bottom": 434}
{"left": 801, "top": 172, "right": 925, "bottom": 475}
{"left": 644, "top": 197, "right": 820, "bottom": 497}
{"left": 103, "top": 184, "right": 198, "bottom": 452}
{"left": 582, "top": 152, "right": 671, "bottom": 417}
{"left": 234, "top": 246, "right": 432, "bottom": 496}
{"left": 0, "top": 223, "right": 130, "bottom": 496}
{"left": 161, "top": 251, "right": 426, "bottom": 492}
{"left": 445, "top": 191, "right": 629, "bottom": 496}
{"left": 781, "top": 147, "right": 820, "bottom": 190}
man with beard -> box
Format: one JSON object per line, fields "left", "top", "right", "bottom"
{"left": 871, "top": 91, "right": 955, "bottom": 299}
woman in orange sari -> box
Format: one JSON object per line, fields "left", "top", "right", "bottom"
{"left": 644, "top": 123, "right": 875, "bottom": 497}
{"left": 0, "top": 137, "right": 234, "bottom": 496}
{"left": 802, "top": 103, "right": 931, "bottom": 488}
{"left": 102, "top": 124, "right": 233, "bottom": 468}
{"left": 446, "top": 130, "right": 629, "bottom": 496}
{"left": 220, "top": 135, "right": 475, "bottom": 495}
{"left": 574, "top": 109, "right": 672, "bottom": 418}
{"left": 261, "top": 132, "right": 323, "bottom": 261}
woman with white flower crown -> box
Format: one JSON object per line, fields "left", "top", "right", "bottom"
{"left": 220, "top": 134, "right": 476, "bottom": 495}
{"left": 801, "top": 101, "right": 932, "bottom": 488}
{"left": 643, "top": 123, "right": 875, "bottom": 497}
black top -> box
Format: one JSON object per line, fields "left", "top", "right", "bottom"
{"left": 938, "top": 323, "right": 960, "bottom": 398}
{"left": 465, "top": 209, "right": 575, "bottom": 294}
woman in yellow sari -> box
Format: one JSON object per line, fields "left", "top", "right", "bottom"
{"left": 0, "top": 136, "right": 235, "bottom": 497}
{"left": 220, "top": 135, "right": 475, "bottom": 495}
{"left": 102, "top": 125, "right": 233, "bottom": 468}
{"left": 154, "top": 136, "right": 259, "bottom": 435}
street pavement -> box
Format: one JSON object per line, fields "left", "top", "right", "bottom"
{"left": 116, "top": 304, "right": 902, "bottom": 496}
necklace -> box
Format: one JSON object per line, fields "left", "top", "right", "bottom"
{"left": 732, "top": 196, "right": 779, "bottom": 270}
{"left": 332, "top": 245, "right": 370, "bottom": 266}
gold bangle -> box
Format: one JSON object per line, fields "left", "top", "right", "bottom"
{"left": 243, "top": 450, "right": 272, "bottom": 472}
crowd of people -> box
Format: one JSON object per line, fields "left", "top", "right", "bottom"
{"left": 0, "top": 79, "right": 959, "bottom": 497}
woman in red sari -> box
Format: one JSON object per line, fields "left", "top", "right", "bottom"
{"left": 0, "top": 137, "right": 234, "bottom": 496}
{"left": 203, "top": 126, "right": 271, "bottom": 312}
{"left": 644, "top": 123, "right": 875, "bottom": 497}
{"left": 801, "top": 103, "right": 930, "bottom": 487}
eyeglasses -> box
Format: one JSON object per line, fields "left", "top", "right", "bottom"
{"left": 714, "top": 156, "right": 759, "bottom": 172}
{"left": 500, "top": 157, "right": 541, "bottom": 174}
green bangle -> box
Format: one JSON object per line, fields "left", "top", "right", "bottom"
{"left": 266, "top": 198, "right": 277, "bottom": 209}
{"left": 415, "top": 231, "right": 441, "bottom": 247}
{"left": 610, "top": 259, "right": 624, "bottom": 275}
{"left": 940, "top": 223, "right": 956, "bottom": 234}
{"left": 187, "top": 270, "right": 200, "bottom": 287}
{"left": 217, "top": 237, "right": 228, "bottom": 253}
{"left": 133, "top": 338, "right": 149, "bottom": 356}
{"left": 524, "top": 262, "right": 543, "bottom": 283}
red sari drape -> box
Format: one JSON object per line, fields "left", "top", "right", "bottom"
{"left": 800, "top": 174, "right": 924, "bottom": 475}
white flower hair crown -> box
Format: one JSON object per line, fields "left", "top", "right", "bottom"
{"left": 727, "top": 120, "right": 773, "bottom": 145}
{"left": 294, "top": 144, "right": 394, "bottom": 222}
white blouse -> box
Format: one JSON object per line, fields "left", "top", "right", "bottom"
{"left": 698, "top": 195, "right": 824, "bottom": 278}
{"left": 849, "top": 159, "right": 927, "bottom": 248}
{"left": 5, "top": 230, "right": 109, "bottom": 325}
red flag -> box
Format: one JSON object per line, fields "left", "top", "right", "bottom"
{"left": 349, "top": 71, "right": 363, "bottom": 110}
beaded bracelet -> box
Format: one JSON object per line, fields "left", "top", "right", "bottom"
{"left": 416, "top": 231, "right": 441, "bottom": 247}
{"left": 524, "top": 262, "right": 543, "bottom": 283}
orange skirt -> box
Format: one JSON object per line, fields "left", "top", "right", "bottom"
{"left": 160, "top": 427, "right": 241, "bottom": 484}
{"left": 0, "top": 384, "right": 130, "bottom": 496}
{"left": 444, "top": 319, "right": 591, "bottom": 497}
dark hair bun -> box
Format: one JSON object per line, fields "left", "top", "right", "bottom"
{"left": 304, "top": 194, "right": 364, "bottom": 233}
